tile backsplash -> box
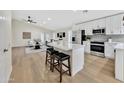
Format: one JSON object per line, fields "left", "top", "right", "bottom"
{"left": 89, "top": 34, "right": 124, "bottom": 42}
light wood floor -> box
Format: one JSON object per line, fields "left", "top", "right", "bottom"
{"left": 9, "top": 47, "right": 121, "bottom": 83}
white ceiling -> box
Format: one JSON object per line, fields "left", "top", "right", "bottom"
{"left": 12, "top": 10, "right": 124, "bottom": 31}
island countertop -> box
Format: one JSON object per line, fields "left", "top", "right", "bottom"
{"left": 115, "top": 43, "right": 124, "bottom": 50}
{"left": 47, "top": 41, "right": 85, "bottom": 76}
{"left": 48, "top": 41, "right": 85, "bottom": 51}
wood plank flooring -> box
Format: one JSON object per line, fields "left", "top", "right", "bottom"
{"left": 9, "top": 47, "right": 121, "bottom": 83}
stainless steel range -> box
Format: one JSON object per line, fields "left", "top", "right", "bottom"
{"left": 90, "top": 41, "right": 105, "bottom": 57}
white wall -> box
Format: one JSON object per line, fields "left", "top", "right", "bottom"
{"left": 0, "top": 11, "right": 12, "bottom": 82}
{"left": 44, "top": 32, "right": 53, "bottom": 42}
{"left": 12, "top": 19, "right": 50, "bottom": 47}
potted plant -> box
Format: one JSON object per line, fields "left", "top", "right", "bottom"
{"left": 86, "top": 36, "right": 91, "bottom": 41}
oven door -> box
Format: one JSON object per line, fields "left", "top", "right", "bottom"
{"left": 91, "top": 45, "right": 104, "bottom": 53}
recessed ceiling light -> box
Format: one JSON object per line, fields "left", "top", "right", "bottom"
{"left": 48, "top": 18, "right": 52, "bottom": 21}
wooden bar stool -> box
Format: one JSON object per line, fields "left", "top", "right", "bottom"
{"left": 45, "top": 47, "right": 59, "bottom": 71}
{"left": 53, "top": 52, "right": 71, "bottom": 82}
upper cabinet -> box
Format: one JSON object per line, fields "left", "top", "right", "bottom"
{"left": 80, "top": 19, "right": 105, "bottom": 35}
{"left": 84, "top": 22, "right": 93, "bottom": 35}
{"left": 105, "top": 17, "right": 112, "bottom": 35}
{"left": 73, "top": 13, "right": 124, "bottom": 36}
{"left": 81, "top": 22, "right": 93, "bottom": 35}
{"left": 106, "top": 14, "right": 124, "bottom": 35}
{"left": 92, "top": 19, "right": 106, "bottom": 29}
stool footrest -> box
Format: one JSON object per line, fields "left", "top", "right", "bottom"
{"left": 62, "top": 63, "right": 70, "bottom": 68}
{"left": 54, "top": 65, "right": 69, "bottom": 74}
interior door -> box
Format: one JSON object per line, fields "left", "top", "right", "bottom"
{"left": 0, "top": 11, "right": 12, "bottom": 82}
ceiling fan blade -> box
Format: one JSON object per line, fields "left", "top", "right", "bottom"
{"left": 28, "top": 16, "right": 31, "bottom": 19}
{"left": 22, "top": 16, "right": 37, "bottom": 24}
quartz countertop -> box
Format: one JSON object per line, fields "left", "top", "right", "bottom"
{"left": 105, "top": 41, "right": 124, "bottom": 50}
{"left": 48, "top": 41, "right": 85, "bottom": 51}
{"left": 105, "top": 41, "right": 122, "bottom": 44}
{"left": 115, "top": 43, "right": 124, "bottom": 50}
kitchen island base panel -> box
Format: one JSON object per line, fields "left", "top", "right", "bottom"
{"left": 54, "top": 46, "right": 84, "bottom": 76}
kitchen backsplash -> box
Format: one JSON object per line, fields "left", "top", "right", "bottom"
{"left": 89, "top": 34, "right": 124, "bottom": 42}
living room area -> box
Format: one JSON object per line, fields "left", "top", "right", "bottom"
{"left": 10, "top": 11, "right": 74, "bottom": 82}
{"left": 12, "top": 19, "right": 52, "bottom": 53}
{"left": 10, "top": 14, "right": 57, "bottom": 82}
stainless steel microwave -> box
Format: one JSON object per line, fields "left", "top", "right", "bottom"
{"left": 92, "top": 28, "right": 105, "bottom": 34}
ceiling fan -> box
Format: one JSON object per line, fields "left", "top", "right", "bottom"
{"left": 23, "top": 16, "right": 37, "bottom": 23}
{"left": 82, "top": 10, "right": 88, "bottom": 13}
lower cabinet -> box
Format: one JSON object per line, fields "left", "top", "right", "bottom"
{"left": 115, "top": 49, "right": 124, "bottom": 82}
{"left": 105, "top": 42, "right": 118, "bottom": 59}
{"left": 83, "top": 41, "right": 90, "bottom": 53}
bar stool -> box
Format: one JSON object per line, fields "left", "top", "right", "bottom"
{"left": 45, "top": 47, "right": 59, "bottom": 71}
{"left": 53, "top": 52, "right": 71, "bottom": 82}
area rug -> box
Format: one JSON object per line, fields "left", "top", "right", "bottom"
{"left": 25, "top": 46, "right": 48, "bottom": 54}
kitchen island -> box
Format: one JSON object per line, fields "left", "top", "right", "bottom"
{"left": 48, "top": 41, "right": 85, "bottom": 76}
{"left": 115, "top": 43, "right": 124, "bottom": 82}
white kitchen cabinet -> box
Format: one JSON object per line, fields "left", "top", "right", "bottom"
{"left": 76, "top": 31, "right": 81, "bottom": 44}
{"left": 111, "top": 14, "right": 122, "bottom": 34}
{"left": 72, "top": 31, "right": 81, "bottom": 44}
{"left": 115, "top": 49, "right": 124, "bottom": 82}
{"left": 83, "top": 41, "right": 90, "bottom": 53}
{"left": 92, "top": 19, "right": 106, "bottom": 29}
{"left": 106, "top": 14, "right": 124, "bottom": 35}
{"left": 105, "top": 42, "right": 118, "bottom": 59}
{"left": 120, "top": 14, "right": 124, "bottom": 34}
{"left": 115, "top": 45, "right": 124, "bottom": 82}
{"left": 83, "top": 22, "right": 93, "bottom": 35}
{"left": 105, "top": 17, "right": 112, "bottom": 35}
{"left": 81, "top": 19, "right": 105, "bottom": 35}
{"left": 76, "top": 13, "right": 124, "bottom": 35}
{"left": 98, "top": 19, "right": 106, "bottom": 28}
